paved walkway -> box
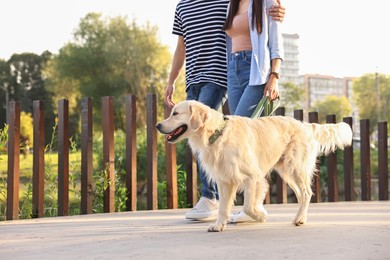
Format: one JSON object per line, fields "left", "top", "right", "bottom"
{"left": 1, "top": 201, "right": 390, "bottom": 260}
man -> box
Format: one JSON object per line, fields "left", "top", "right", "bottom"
{"left": 165, "top": 0, "right": 286, "bottom": 221}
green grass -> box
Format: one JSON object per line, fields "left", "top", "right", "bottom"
{"left": 0, "top": 152, "right": 83, "bottom": 180}
{"left": 0, "top": 151, "right": 92, "bottom": 219}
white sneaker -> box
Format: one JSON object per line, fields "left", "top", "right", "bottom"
{"left": 185, "top": 197, "right": 219, "bottom": 220}
{"left": 229, "top": 204, "right": 268, "bottom": 223}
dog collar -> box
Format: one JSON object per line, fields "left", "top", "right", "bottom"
{"left": 208, "top": 116, "right": 229, "bottom": 145}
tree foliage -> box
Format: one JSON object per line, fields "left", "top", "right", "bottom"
{"left": 352, "top": 73, "right": 390, "bottom": 133}
{"left": 280, "top": 81, "right": 305, "bottom": 112}
{"left": 20, "top": 111, "right": 34, "bottom": 146}
{"left": 0, "top": 52, "right": 56, "bottom": 142}
{"left": 45, "top": 13, "right": 172, "bottom": 130}
{"left": 8, "top": 52, "right": 53, "bottom": 111}
{"left": 0, "top": 59, "right": 8, "bottom": 125}
{"left": 311, "top": 95, "right": 352, "bottom": 123}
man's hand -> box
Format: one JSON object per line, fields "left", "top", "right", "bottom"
{"left": 164, "top": 84, "right": 175, "bottom": 108}
{"left": 269, "top": 0, "right": 286, "bottom": 22}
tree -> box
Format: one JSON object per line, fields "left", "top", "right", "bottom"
{"left": 0, "top": 59, "right": 9, "bottom": 126}
{"left": 352, "top": 73, "right": 390, "bottom": 134}
{"left": 0, "top": 52, "right": 56, "bottom": 143}
{"left": 311, "top": 95, "right": 352, "bottom": 123}
{"left": 280, "top": 81, "right": 305, "bottom": 112}
{"left": 7, "top": 52, "right": 52, "bottom": 110}
{"left": 45, "top": 13, "right": 172, "bottom": 131}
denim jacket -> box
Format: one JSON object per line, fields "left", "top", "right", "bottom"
{"left": 226, "top": 0, "right": 284, "bottom": 85}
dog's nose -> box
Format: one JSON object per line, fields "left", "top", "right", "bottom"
{"left": 156, "top": 123, "right": 162, "bottom": 131}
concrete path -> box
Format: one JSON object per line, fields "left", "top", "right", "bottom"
{"left": 1, "top": 201, "right": 389, "bottom": 260}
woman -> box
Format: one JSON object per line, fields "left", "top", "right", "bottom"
{"left": 224, "top": 0, "right": 284, "bottom": 223}
{"left": 224, "top": 0, "right": 284, "bottom": 117}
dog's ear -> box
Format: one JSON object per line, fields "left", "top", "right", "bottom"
{"left": 189, "top": 102, "right": 209, "bottom": 131}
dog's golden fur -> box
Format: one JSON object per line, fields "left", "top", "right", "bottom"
{"left": 156, "top": 100, "right": 353, "bottom": 232}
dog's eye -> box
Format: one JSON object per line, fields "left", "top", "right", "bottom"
{"left": 172, "top": 111, "right": 178, "bottom": 116}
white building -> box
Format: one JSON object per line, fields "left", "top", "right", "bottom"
{"left": 279, "top": 33, "right": 359, "bottom": 135}
{"left": 280, "top": 33, "right": 301, "bottom": 86}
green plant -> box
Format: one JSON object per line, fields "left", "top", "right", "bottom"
{"left": 68, "top": 136, "right": 82, "bottom": 215}
{"left": 115, "top": 173, "right": 128, "bottom": 212}
{"left": 0, "top": 125, "right": 7, "bottom": 220}
{"left": 19, "top": 184, "right": 33, "bottom": 219}
{"left": 157, "top": 165, "right": 192, "bottom": 209}
{"left": 0, "top": 175, "right": 6, "bottom": 220}
{"left": 112, "top": 131, "right": 128, "bottom": 212}
{"left": 43, "top": 121, "right": 59, "bottom": 217}
{"left": 177, "top": 166, "right": 191, "bottom": 208}
{"left": 92, "top": 162, "right": 112, "bottom": 213}
{"left": 0, "top": 124, "right": 8, "bottom": 156}
{"left": 91, "top": 161, "right": 129, "bottom": 213}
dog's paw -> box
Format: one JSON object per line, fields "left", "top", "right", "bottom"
{"left": 293, "top": 216, "right": 307, "bottom": 226}
{"left": 258, "top": 212, "right": 267, "bottom": 223}
{"left": 208, "top": 222, "right": 226, "bottom": 232}
{"left": 244, "top": 208, "right": 267, "bottom": 223}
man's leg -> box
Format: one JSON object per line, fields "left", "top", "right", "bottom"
{"left": 184, "top": 82, "right": 226, "bottom": 220}
{"left": 196, "top": 82, "right": 226, "bottom": 200}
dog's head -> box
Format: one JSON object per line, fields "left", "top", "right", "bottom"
{"left": 156, "top": 100, "right": 210, "bottom": 143}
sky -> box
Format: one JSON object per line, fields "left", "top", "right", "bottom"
{"left": 1, "top": 0, "right": 389, "bottom": 78}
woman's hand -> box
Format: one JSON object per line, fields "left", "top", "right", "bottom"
{"left": 264, "top": 75, "right": 280, "bottom": 101}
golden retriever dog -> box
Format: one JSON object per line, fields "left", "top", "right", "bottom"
{"left": 156, "top": 100, "right": 352, "bottom": 232}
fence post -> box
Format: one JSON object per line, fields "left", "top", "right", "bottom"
{"left": 309, "top": 111, "right": 321, "bottom": 203}
{"left": 326, "top": 115, "right": 338, "bottom": 202}
{"left": 343, "top": 117, "right": 354, "bottom": 201}
{"left": 6, "top": 101, "right": 20, "bottom": 220}
{"left": 32, "top": 100, "right": 45, "bottom": 218}
{"left": 164, "top": 105, "right": 178, "bottom": 209}
{"left": 360, "top": 119, "right": 371, "bottom": 201}
{"left": 126, "top": 95, "right": 137, "bottom": 211}
{"left": 58, "top": 99, "right": 69, "bottom": 216}
{"left": 378, "top": 121, "right": 388, "bottom": 200}
{"left": 146, "top": 93, "right": 158, "bottom": 210}
{"left": 294, "top": 109, "right": 303, "bottom": 122}
{"left": 81, "top": 97, "right": 93, "bottom": 214}
{"left": 275, "top": 107, "right": 287, "bottom": 204}
{"left": 102, "top": 96, "right": 115, "bottom": 213}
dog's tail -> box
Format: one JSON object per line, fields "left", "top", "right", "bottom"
{"left": 307, "top": 122, "right": 353, "bottom": 155}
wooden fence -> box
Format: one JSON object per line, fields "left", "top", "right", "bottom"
{"left": 4, "top": 94, "right": 389, "bottom": 220}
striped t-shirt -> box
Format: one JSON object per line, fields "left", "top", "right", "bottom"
{"left": 173, "top": 0, "right": 229, "bottom": 89}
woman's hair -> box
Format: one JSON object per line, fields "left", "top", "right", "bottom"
{"left": 223, "top": 0, "right": 263, "bottom": 34}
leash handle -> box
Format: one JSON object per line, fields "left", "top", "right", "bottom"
{"left": 251, "top": 96, "right": 280, "bottom": 118}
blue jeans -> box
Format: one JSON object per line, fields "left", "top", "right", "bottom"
{"left": 227, "top": 50, "right": 266, "bottom": 117}
{"left": 186, "top": 82, "right": 226, "bottom": 200}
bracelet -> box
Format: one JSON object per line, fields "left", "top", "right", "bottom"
{"left": 270, "top": 72, "right": 280, "bottom": 79}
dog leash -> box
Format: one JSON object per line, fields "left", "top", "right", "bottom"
{"left": 250, "top": 95, "right": 280, "bottom": 118}
{"left": 208, "top": 96, "right": 279, "bottom": 145}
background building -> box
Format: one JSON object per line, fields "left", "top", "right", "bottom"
{"left": 279, "top": 33, "right": 359, "bottom": 136}
{"left": 280, "top": 33, "right": 301, "bottom": 86}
